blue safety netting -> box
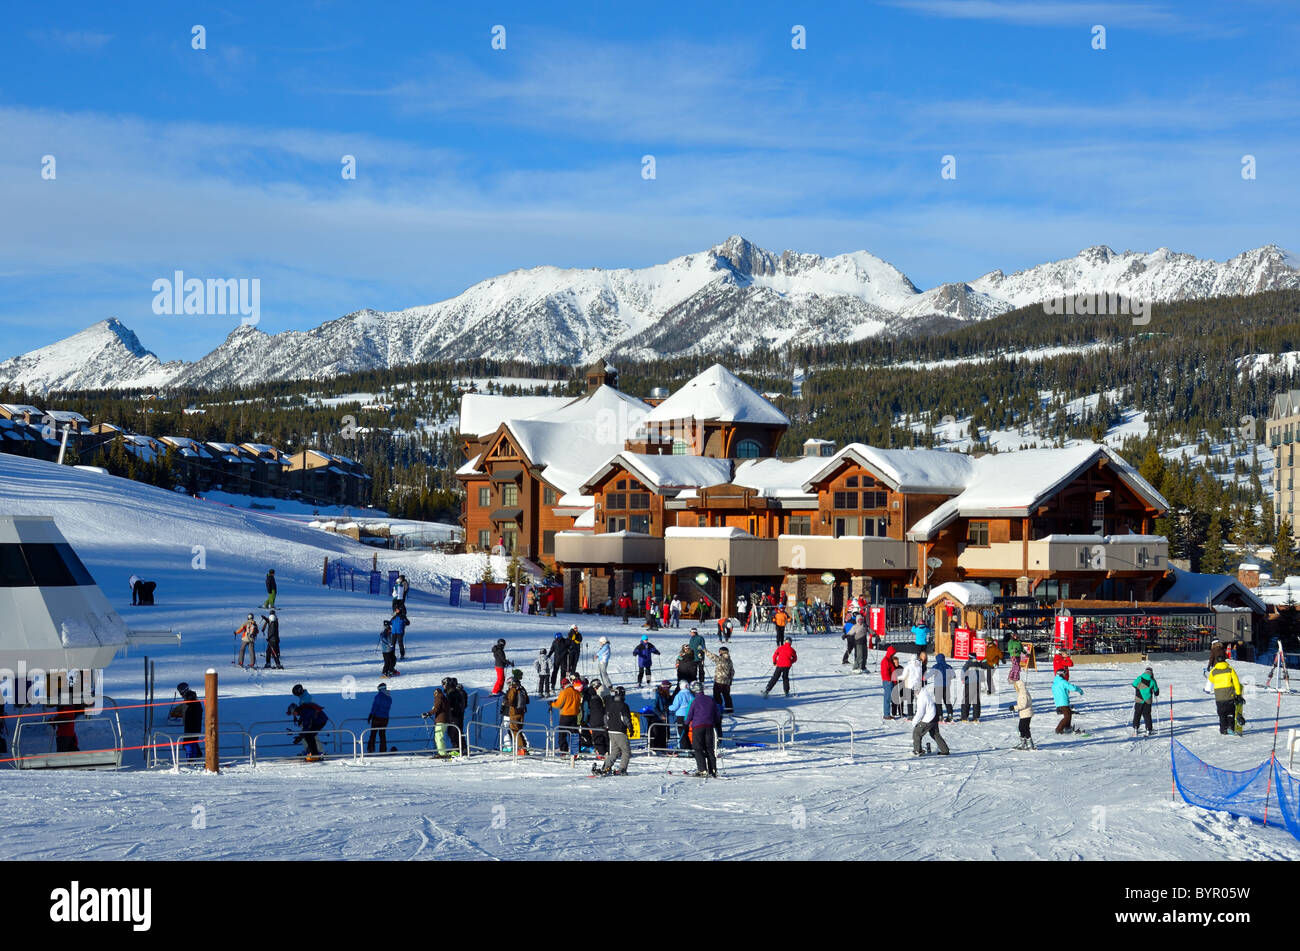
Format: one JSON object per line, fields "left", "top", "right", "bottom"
{"left": 325, "top": 561, "right": 395, "bottom": 595}
{"left": 1172, "top": 740, "right": 1300, "bottom": 841}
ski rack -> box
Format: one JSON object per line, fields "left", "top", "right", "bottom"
{"left": 1265, "top": 642, "right": 1293, "bottom": 693}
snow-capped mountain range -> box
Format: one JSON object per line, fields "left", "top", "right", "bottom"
{"left": 4, "top": 237, "right": 1299, "bottom": 392}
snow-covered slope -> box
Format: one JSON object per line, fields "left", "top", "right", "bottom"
{"left": 0, "top": 319, "right": 186, "bottom": 392}
{"left": 6, "top": 240, "right": 1299, "bottom": 391}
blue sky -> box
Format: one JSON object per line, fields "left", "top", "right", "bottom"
{"left": 1, "top": 0, "right": 1297, "bottom": 361}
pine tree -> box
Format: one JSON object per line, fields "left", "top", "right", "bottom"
{"left": 1199, "top": 513, "right": 1226, "bottom": 574}
{"left": 1275, "top": 519, "right": 1300, "bottom": 579}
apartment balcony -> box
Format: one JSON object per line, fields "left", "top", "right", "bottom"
{"left": 553, "top": 531, "right": 663, "bottom": 567}
{"left": 958, "top": 535, "right": 1168, "bottom": 574}
{"left": 664, "top": 528, "right": 779, "bottom": 577}
{"left": 776, "top": 534, "right": 915, "bottom": 574}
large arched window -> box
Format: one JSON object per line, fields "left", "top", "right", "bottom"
{"left": 735, "top": 438, "right": 762, "bottom": 458}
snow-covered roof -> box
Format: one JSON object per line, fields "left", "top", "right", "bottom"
{"left": 926, "top": 582, "right": 995, "bottom": 607}
{"left": 1160, "top": 566, "right": 1267, "bottom": 613}
{"left": 907, "top": 445, "right": 1168, "bottom": 540}
{"left": 44, "top": 410, "right": 89, "bottom": 424}
{"left": 459, "top": 393, "right": 573, "bottom": 437}
{"left": 733, "top": 456, "right": 825, "bottom": 499}
{"left": 0, "top": 404, "right": 44, "bottom": 417}
{"left": 643, "top": 365, "right": 789, "bottom": 427}
{"left": 161, "top": 436, "right": 213, "bottom": 458}
{"left": 573, "top": 508, "right": 595, "bottom": 529}
{"left": 456, "top": 453, "right": 484, "bottom": 477}
{"left": 580, "top": 452, "right": 733, "bottom": 494}
{"left": 805, "top": 443, "right": 975, "bottom": 494}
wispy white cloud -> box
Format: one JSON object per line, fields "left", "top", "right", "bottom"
{"left": 881, "top": 1, "right": 1193, "bottom": 31}
{"left": 26, "top": 29, "right": 113, "bottom": 51}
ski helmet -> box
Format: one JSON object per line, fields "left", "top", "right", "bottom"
{"left": 571, "top": 679, "right": 584, "bottom": 689}
{"left": 589, "top": 678, "right": 602, "bottom": 688}
{"left": 690, "top": 681, "right": 703, "bottom": 693}
{"left": 599, "top": 636, "right": 608, "bottom": 644}
{"left": 247, "top": 613, "right": 254, "bottom": 620}
{"left": 377, "top": 683, "right": 388, "bottom": 692}
{"left": 176, "top": 682, "right": 189, "bottom": 694}
{"left": 511, "top": 669, "right": 523, "bottom": 681}
{"left": 613, "top": 686, "right": 625, "bottom": 699}
{"left": 496, "top": 638, "right": 506, "bottom": 646}
{"left": 555, "top": 632, "right": 564, "bottom": 639}
{"left": 641, "top": 634, "right": 648, "bottom": 642}
{"left": 292, "top": 684, "right": 305, "bottom": 696}
{"left": 268, "top": 611, "right": 276, "bottom": 619}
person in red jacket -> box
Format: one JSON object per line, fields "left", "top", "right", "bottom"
{"left": 1053, "top": 649, "right": 1074, "bottom": 679}
{"left": 762, "top": 639, "right": 798, "bottom": 697}
{"left": 52, "top": 705, "right": 81, "bottom": 754}
{"left": 881, "top": 644, "right": 901, "bottom": 720}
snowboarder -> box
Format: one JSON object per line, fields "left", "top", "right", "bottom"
{"left": 1131, "top": 666, "right": 1160, "bottom": 736}
{"left": 762, "top": 638, "right": 798, "bottom": 697}
{"left": 261, "top": 611, "right": 283, "bottom": 669}
{"left": 930, "top": 653, "right": 955, "bottom": 721}
{"left": 1207, "top": 658, "right": 1244, "bottom": 735}
{"left": 504, "top": 670, "right": 530, "bottom": 755}
{"left": 262, "top": 568, "right": 277, "bottom": 608}
{"left": 704, "top": 646, "right": 735, "bottom": 713}
{"left": 960, "top": 653, "right": 988, "bottom": 722}
{"left": 170, "top": 682, "right": 204, "bottom": 759}
{"left": 234, "top": 613, "right": 258, "bottom": 668}
{"left": 601, "top": 685, "right": 634, "bottom": 775}
{"left": 367, "top": 683, "right": 392, "bottom": 755}
{"left": 633, "top": 635, "right": 660, "bottom": 685}
{"left": 379, "top": 619, "right": 399, "bottom": 677}
{"left": 129, "top": 573, "right": 144, "bottom": 606}
{"left": 390, "top": 608, "right": 408, "bottom": 661}
{"left": 596, "top": 636, "right": 612, "bottom": 686}
{"left": 491, "top": 638, "right": 510, "bottom": 695}
{"left": 420, "top": 684, "right": 453, "bottom": 758}
{"left": 550, "top": 678, "right": 583, "bottom": 754}
{"left": 881, "top": 644, "right": 901, "bottom": 720}
{"left": 1011, "top": 677, "right": 1035, "bottom": 749}
{"left": 534, "top": 648, "right": 552, "bottom": 698}
{"left": 686, "top": 682, "right": 723, "bottom": 777}
{"left": 911, "top": 682, "right": 950, "bottom": 756}
{"left": 1051, "top": 670, "right": 1083, "bottom": 734}
{"left": 287, "top": 697, "right": 327, "bottom": 758}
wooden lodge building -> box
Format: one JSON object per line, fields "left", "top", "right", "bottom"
{"left": 457, "top": 363, "right": 1170, "bottom": 616}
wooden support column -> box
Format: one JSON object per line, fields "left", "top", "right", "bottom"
{"left": 204, "top": 668, "right": 219, "bottom": 774}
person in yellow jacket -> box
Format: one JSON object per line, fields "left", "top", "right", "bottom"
{"left": 1207, "top": 660, "right": 1243, "bottom": 735}
{"left": 551, "top": 678, "right": 584, "bottom": 754}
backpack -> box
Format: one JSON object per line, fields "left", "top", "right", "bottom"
{"left": 448, "top": 687, "right": 467, "bottom": 719}
{"left": 510, "top": 683, "right": 529, "bottom": 713}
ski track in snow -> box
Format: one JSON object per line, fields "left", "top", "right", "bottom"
{"left": 2, "top": 453, "right": 1299, "bottom": 860}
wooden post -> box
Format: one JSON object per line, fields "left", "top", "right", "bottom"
{"left": 322, "top": 556, "right": 329, "bottom": 585}
{"left": 204, "top": 668, "right": 219, "bottom": 774}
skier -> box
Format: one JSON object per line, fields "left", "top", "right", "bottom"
{"left": 902, "top": 650, "right": 927, "bottom": 718}
{"left": 1207, "top": 658, "right": 1244, "bottom": 735}
{"left": 367, "top": 683, "right": 392, "bottom": 755}
{"left": 379, "top": 619, "right": 399, "bottom": 677}
{"left": 930, "top": 653, "right": 955, "bottom": 722}
{"left": 669, "top": 679, "right": 695, "bottom": 753}
{"left": 534, "top": 648, "right": 552, "bottom": 698}
{"left": 633, "top": 635, "right": 660, "bottom": 685}
{"left": 772, "top": 604, "right": 790, "bottom": 647}
{"left": 491, "top": 638, "right": 510, "bottom": 694}
{"left": 583, "top": 679, "right": 608, "bottom": 763}
{"left": 420, "top": 683, "right": 453, "bottom": 758}
{"left": 911, "top": 624, "right": 930, "bottom": 653}
{"left": 234, "top": 613, "right": 258, "bottom": 668}
{"left": 601, "top": 686, "right": 634, "bottom": 775}
{"left": 762, "top": 638, "right": 798, "bottom": 698}
{"left": 262, "top": 568, "right": 277, "bottom": 608}
{"left": 1053, "top": 648, "right": 1073, "bottom": 677}
{"left": 852, "top": 613, "right": 869, "bottom": 671}
{"left": 911, "top": 682, "right": 950, "bottom": 756}
{"left": 983, "top": 639, "right": 1002, "bottom": 693}
{"left": 390, "top": 608, "right": 408, "bottom": 661}
{"left": 391, "top": 573, "right": 408, "bottom": 612}
{"left": 443, "top": 677, "right": 469, "bottom": 754}
{"left": 1131, "top": 666, "right": 1160, "bottom": 736}
{"left": 1011, "top": 677, "right": 1035, "bottom": 749}
{"left": 596, "top": 636, "right": 612, "bottom": 686}
{"left": 841, "top": 616, "right": 856, "bottom": 666}
{"left": 688, "top": 627, "right": 707, "bottom": 671}
{"left": 170, "top": 682, "right": 203, "bottom": 760}
{"left": 704, "top": 646, "right": 734, "bottom": 714}
{"left": 291, "top": 683, "right": 313, "bottom": 705}
{"left": 287, "top": 697, "right": 327, "bottom": 758}
{"left": 1052, "top": 669, "right": 1084, "bottom": 734}
{"left": 960, "top": 652, "right": 988, "bottom": 722}
{"left": 504, "top": 670, "right": 530, "bottom": 755}
{"left": 550, "top": 678, "right": 583, "bottom": 754}
{"left": 686, "top": 682, "right": 723, "bottom": 777}
{"left": 51, "top": 705, "right": 81, "bottom": 754}
{"left": 566, "top": 625, "right": 583, "bottom": 679}
{"left": 670, "top": 596, "right": 682, "bottom": 628}
{"left": 648, "top": 680, "right": 674, "bottom": 752}
{"left": 261, "top": 611, "right": 283, "bottom": 669}
{"left": 675, "top": 645, "right": 699, "bottom": 690}
{"left": 881, "top": 644, "right": 901, "bottom": 720}
{"left": 547, "top": 633, "right": 567, "bottom": 691}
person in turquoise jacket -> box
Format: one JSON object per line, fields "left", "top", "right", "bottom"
{"left": 669, "top": 684, "right": 695, "bottom": 753}
{"left": 1131, "top": 667, "right": 1159, "bottom": 735}
{"left": 1051, "top": 672, "right": 1083, "bottom": 734}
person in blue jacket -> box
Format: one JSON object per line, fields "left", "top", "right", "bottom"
{"left": 911, "top": 624, "right": 931, "bottom": 652}
{"left": 1051, "top": 671, "right": 1083, "bottom": 734}
{"left": 930, "top": 653, "right": 955, "bottom": 722}
{"left": 669, "top": 683, "right": 695, "bottom": 754}
{"left": 367, "top": 683, "right": 392, "bottom": 754}
{"left": 390, "top": 609, "right": 408, "bottom": 661}
{"left": 633, "top": 636, "right": 660, "bottom": 686}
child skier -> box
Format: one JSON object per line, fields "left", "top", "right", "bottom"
{"left": 504, "top": 670, "right": 530, "bottom": 755}
{"left": 379, "top": 620, "right": 399, "bottom": 677}
{"left": 1011, "top": 678, "right": 1035, "bottom": 749}
{"left": 1052, "top": 670, "right": 1084, "bottom": 734}
{"left": 288, "top": 697, "right": 328, "bottom": 758}
{"left": 633, "top": 636, "right": 660, "bottom": 685}
{"left": 534, "top": 648, "right": 552, "bottom": 698}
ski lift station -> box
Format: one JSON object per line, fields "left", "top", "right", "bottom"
{"left": 0, "top": 516, "right": 157, "bottom": 768}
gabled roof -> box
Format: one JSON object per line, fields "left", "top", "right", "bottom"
{"left": 580, "top": 452, "right": 733, "bottom": 495}
{"left": 926, "top": 582, "right": 995, "bottom": 608}
{"left": 1158, "top": 566, "right": 1267, "bottom": 614}
{"left": 642, "top": 365, "right": 789, "bottom": 427}
{"left": 733, "top": 456, "right": 825, "bottom": 499}
{"left": 1272, "top": 390, "right": 1300, "bottom": 420}
{"left": 459, "top": 393, "right": 574, "bottom": 437}
{"left": 804, "top": 443, "right": 976, "bottom": 494}
{"left": 906, "top": 444, "right": 1168, "bottom": 540}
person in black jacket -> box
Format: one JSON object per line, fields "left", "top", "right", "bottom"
{"left": 172, "top": 682, "right": 204, "bottom": 760}
{"left": 601, "top": 686, "right": 634, "bottom": 775}
{"left": 261, "top": 611, "right": 283, "bottom": 669}
{"left": 443, "top": 677, "right": 469, "bottom": 754}
{"left": 960, "top": 655, "right": 988, "bottom": 722}
{"left": 491, "top": 638, "right": 510, "bottom": 695}
{"left": 675, "top": 645, "right": 698, "bottom": 690}
{"left": 583, "top": 680, "right": 608, "bottom": 761}
{"left": 566, "top": 626, "right": 583, "bottom": 678}
{"left": 262, "top": 568, "right": 277, "bottom": 608}
{"left": 547, "top": 634, "right": 566, "bottom": 690}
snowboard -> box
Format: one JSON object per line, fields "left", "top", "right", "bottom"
{"left": 304, "top": 754, "right": 326, "bottom": 763}
{"left": 1234, "top": 698, "right": 1246, "bottom": 736}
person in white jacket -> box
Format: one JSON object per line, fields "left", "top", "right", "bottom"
{"left": 670, "top": 597, "right": 682, "bottom": 628}
{"left": 912, "top": 682, "right": 950, "bottom": 756}
{"left": 902, "top": 650, "right": 927, "bottom": 718}
{"left": 596, "top": 636, "right": 612, "bottom": 685}
{"left": 1012, "top": 679, "right": 1035, "bottom": 749}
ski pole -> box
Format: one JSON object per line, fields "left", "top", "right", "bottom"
{"left": 1169, "top": 684, "right": 1175, "bottom": 802}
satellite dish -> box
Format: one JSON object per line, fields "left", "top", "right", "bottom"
{"left": 926, "top": 557, "right": 943, "bottom": 570}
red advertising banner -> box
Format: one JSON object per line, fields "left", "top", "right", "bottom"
{"left": 868, "top": 606, "right": 886, "bottom": 640}
{"left": 972, "top": 635, "right": 987, "bottom": 660}
{"left": 954, "top": 627, "right": 972, "bottom": 660}
{"left": 1054, "top": 614, "right": 1074, "bottom": 650}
